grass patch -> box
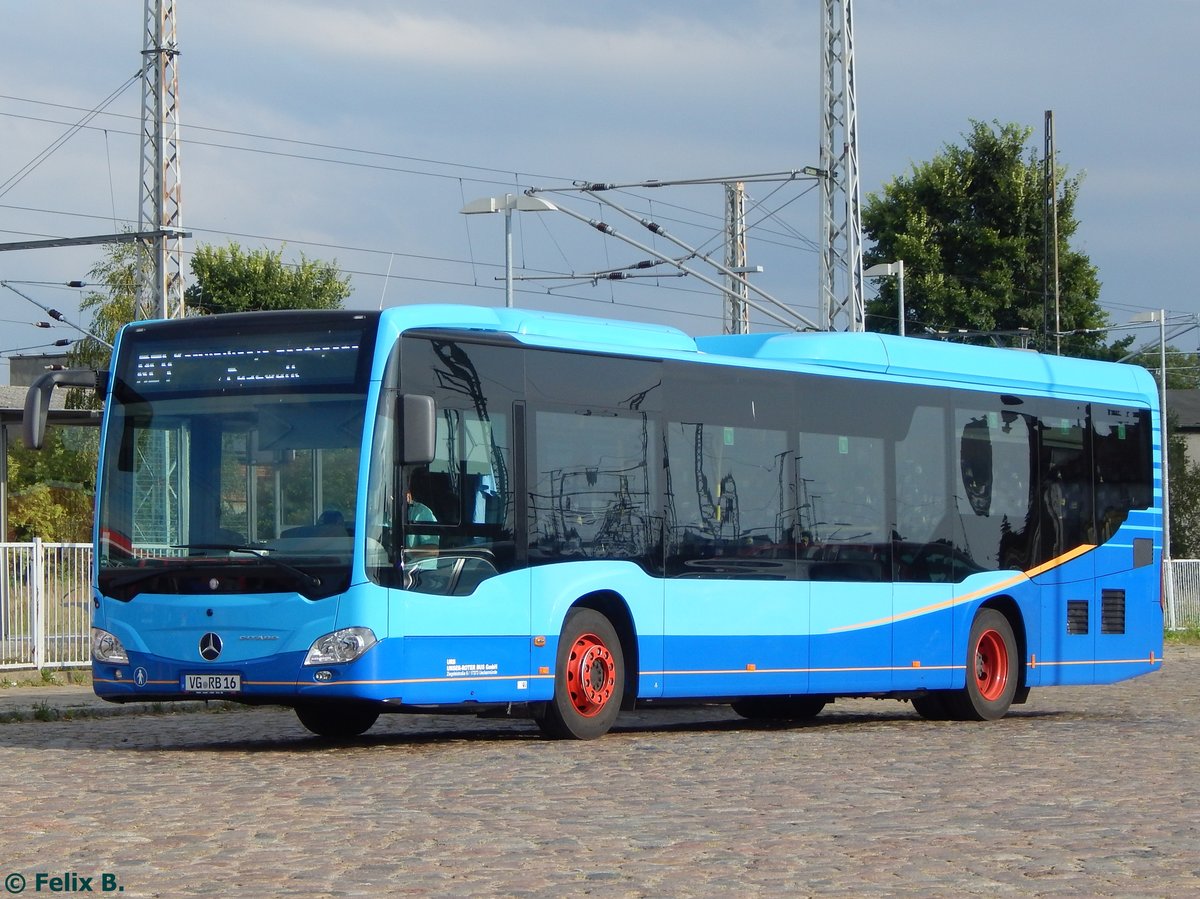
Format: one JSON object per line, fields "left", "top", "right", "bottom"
{"left": 1166, "top": 625, "right": 1200, "bottom": 645}
{"left": 0, "top": 669, "right": 92, "bottom": 689}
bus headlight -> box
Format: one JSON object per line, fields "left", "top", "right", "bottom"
{"left": 92, "top": 628, "right": 129, "bottom": 664}
{"left": 304, "top": 627, "right": 377, "bottom": 665}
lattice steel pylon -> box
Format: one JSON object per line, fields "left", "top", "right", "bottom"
{"left": 818, "top": 0, "right": 864, "bottom": 332}
{"left": 723, "top": 181, "right": 750, "bottom": 335}
{"left": 136, "top": 0, "right": 184, "bottom": 321}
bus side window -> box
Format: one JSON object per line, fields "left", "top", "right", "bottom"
{"left": 959, "top": 417, "right": 993, "bottom": 517}
{"left": 404, "top": 473, "right": 440, "bottom": 549}
{"left": 1037, "top": 406, "right": 1089, "bottom": 560}
{"left": 893, "top": 403, "right": 949, "bottom": 582}
{"left": 1092, "top": 406, "right": 1153, "bottom": 541}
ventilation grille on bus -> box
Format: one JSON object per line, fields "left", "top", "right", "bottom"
{"left": 1101, "top": 589, "right": 1127, "bottom": 635}
{"left": 1067, "top": 600, "right": 1089, "bottom": 635}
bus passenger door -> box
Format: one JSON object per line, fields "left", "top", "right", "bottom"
{"left": 800, "top": 430, "right": 895, "bottom": 693}
{"left": 392, "top": 401, "right": 531, "bottom": 704}
{"left": 385, "top": 335, "right": 532, "bottom": 705}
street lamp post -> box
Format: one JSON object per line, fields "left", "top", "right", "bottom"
{"left": 863, "top": 260, "right": 905, "bottom": 336}
{"left": 460, "top": 194, "right": 558, "bottom": 307}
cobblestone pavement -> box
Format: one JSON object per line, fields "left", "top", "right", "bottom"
{"left": 1, "top": 648, "right": 1197, "bottom": 898}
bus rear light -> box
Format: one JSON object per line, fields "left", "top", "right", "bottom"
{"left": 304, "top": 627, "right": 377, "bottom": 666}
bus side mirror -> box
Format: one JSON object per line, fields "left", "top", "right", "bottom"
{"left": 399, "top": 394, "right": 436, "bottom": 464}
{"left": 23, "top": 369, "right": 102, "bottom": 449}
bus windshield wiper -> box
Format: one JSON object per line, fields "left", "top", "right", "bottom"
{"left": 171, "top": 544, "right": 323, "bottom": 590}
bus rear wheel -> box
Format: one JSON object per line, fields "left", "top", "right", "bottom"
{"left": 946, "top": 608, "right": 1019, "bottom": 721}
{"left": 295, "top": 703, "right": 379, "bottom": 738}
{"left": 536, "top": 608, "right": 625, "bottom": 740}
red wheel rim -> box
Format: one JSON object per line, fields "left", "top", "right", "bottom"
{"left": 565, "top": 632, "right": 616, "bottom": 717}
{"left": 973, "top": 628, "right": 1010, "bottom": 702}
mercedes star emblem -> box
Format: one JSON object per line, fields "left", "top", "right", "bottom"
{"left": 199, "top": 632, "right": 223, "bottom": 661}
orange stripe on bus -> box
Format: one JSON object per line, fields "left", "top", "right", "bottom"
{"left": 827, "top": 544, "right": 1098, "bottom": 633}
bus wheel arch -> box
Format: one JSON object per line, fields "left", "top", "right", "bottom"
{"left": 572, "top": 590, "right": 639, "bottom": 711}
{"left": 948, "top": 602, "right": 1023, "bottom": 721}
{"left": 981, "top": 595, "right": 1029, "bottom": 701}
{"left": 536, "top": 603, "right": 627, "bottom": 740}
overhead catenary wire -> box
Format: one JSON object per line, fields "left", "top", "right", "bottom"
{"left": 0, "top": 72, "right": 144, "bottom": 201}
{"left": 1, "top": 210, "right": 739, "bottom": 319}
{"left": 541, "top": 195, "right": 815, "bottom": 333}
{"left": 1, "top": 92, "right": 820, "bottom": 255}
{"left": 0, "top": 279, "right": 112, "bottom": 348}
{"left": 0, "top": 99, "right": 573, "bottom": 192}
{"left": 574, "top": 189, "right": 819, "bottom": 331}
{"left": 1, "top": 183, "right": 1153, "bottom": 340}
{"left": 560, "top": 169, "right": 826, "bottom": 191}
{"left": 0, "top": 339, "right": 74, "bottom": 355}
{"left": 3, "top": 81, "right": 1191, "bottom": 333}
{"left": 4, "top": 93, "right": 1173, "bottom": 338}
{"left": 1, "top": 89, "right": 825, "bottom": 334}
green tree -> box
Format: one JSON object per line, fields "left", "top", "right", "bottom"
{"left": 4, "top": 243, "right": 135, "bottom": 538}
{"left": 70, "top": 241, "right": 353, "bottom": 369}
{"left": 862, "top": 120, "right": 1107, "bottom": 354}
{"left": 6, "top": 429, "right": 97, "bottom": 541}
{"left": 185, "top": 243, "right": 351, "bottom": 314}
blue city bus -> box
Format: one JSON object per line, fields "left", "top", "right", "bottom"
{"left": 24, "top": 305, "right": 1165, "bottom": 738}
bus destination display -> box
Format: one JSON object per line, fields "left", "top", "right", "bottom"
{"left": 128, "top": 332, "right": 365, "bottom": 393}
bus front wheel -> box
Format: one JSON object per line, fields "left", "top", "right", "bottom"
{"left": 536, "top": 608, "right": 625, "bottom": 740}
{"left": 295, "top": 703, "right": 379, "bottom": 738}
{"left": 946, "top": 608, "right": 1019, "bottom": 721}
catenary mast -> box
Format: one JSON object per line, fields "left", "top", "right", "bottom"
{"left": 818, "top": 0, "right": 863, "bottom": 332}
{"left": 137, "top": 0, "right": 184, "bottom": 320}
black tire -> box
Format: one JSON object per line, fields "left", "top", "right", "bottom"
{"left": 536, "top": 608, "right": 625, "bottom": 740}
{"left": 731, "top": 695, "right": 827, "bottom": 720}
{"left": 295, "top": 703, "right": 380, "bottom": 738}
{"left": 910, "top": 692, "right": 953, "bottom": 720}
{"left": 945, "top": 608, "right": 1019, "bottom": 721}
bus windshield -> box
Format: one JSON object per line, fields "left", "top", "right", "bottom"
{"left": 95, "top": 312, "right": 376, "bottom": 600}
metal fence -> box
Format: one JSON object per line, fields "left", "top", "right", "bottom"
{"left": 1, "top": 541, "right": 92, "bottom": 670}
{"left": 1170, "top": 559, "right": 1200, "bottom": 630}
{"left": 2, "top": 542, "right": 1199, "bottom": 671}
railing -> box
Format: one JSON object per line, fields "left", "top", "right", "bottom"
{"left": 1170, "top": 560, "right": 1200, "bottom": 630}
{"left": 1, "top": 541, "right": 92, "bottom": 670}
{"left": 2, "top": 541, "right": 1199, "bottom": 671}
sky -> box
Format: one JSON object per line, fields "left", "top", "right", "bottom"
{"left": 2, "top": 0, "right": 1198, "bottom": 383}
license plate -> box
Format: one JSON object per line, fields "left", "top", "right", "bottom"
{"left": 183, "top": 673, "right": 242, "bottom": 693}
